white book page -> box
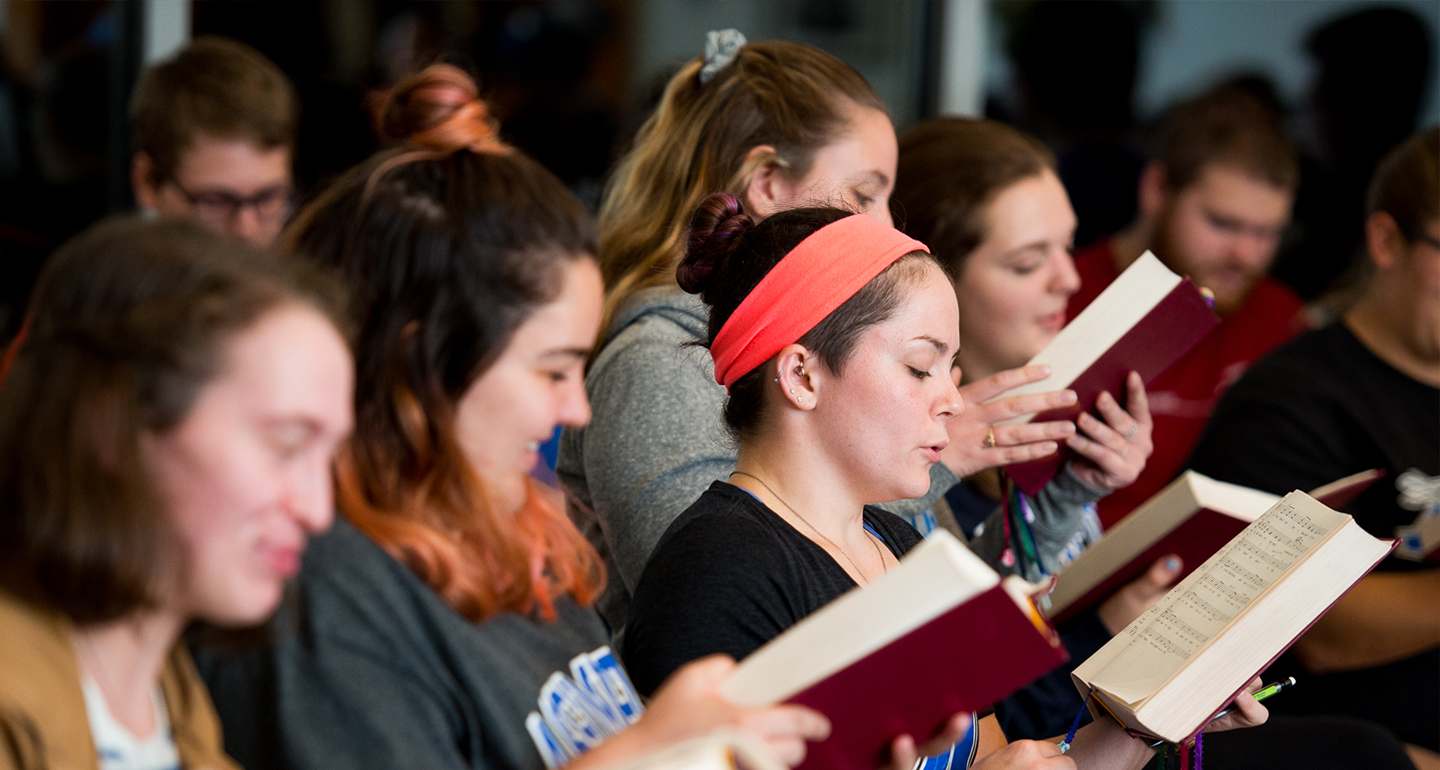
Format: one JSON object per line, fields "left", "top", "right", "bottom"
{"left": 1080, "top": 494, "right": 1347, "bottom": 704}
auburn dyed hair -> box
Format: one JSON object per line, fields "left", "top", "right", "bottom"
{"left": 598, "top": 40, "right": 885, "bottom": 335}
{"left": 285, "top": 64, "right": 602, "bottom": 622}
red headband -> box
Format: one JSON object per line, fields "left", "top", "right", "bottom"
{"left": 710, "top": 214, "right": 929, "bottom": 388}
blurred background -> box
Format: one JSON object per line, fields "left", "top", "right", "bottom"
{"left": 0, "top": 0, "right": 1435, "bottom": 339}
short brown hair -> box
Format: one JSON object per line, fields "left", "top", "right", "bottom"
{"left": 1367, "top": 125, "right": 1440, "bottom": 240}
{"left": 1151, "top": 82, "right": 1298, "bottom": 192}
{"left": 130, "top": 36, "right": 299, "bottom": 184}
{"left": 895, "top": 117, "right": 1057, "bottom": 276}
{"left": 0, "top": 217, "right": 344, "bottom": 624}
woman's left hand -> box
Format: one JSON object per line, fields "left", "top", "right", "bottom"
{"left": 1065, "top": 371, "right": 1153, "bottom": 492}
{"left": 1202, "top": 679, "right": 1269, "bottom": 733}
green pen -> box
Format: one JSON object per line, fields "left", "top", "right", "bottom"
{"left": 1210, "top": 676, "right": 1296, "bottom": 722}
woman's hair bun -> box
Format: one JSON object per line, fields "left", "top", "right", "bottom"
{"left": 678, "top": 192, "right": 754, "bottom": 294}
{"left": 381, "top": 64, "right": 505, "bottom": 154}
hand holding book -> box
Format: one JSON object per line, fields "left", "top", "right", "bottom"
{"left": 1063, "top": 371, "right": 1154, "bottom": 493}
{"left": 942, "top": 364, "right": 1079, "bottom": 478}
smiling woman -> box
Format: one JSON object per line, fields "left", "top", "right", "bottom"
{"left": 0, "top": 217, "right": 353, "bottom": 770}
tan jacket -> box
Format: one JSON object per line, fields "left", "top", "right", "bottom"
{"left": 0, "top": 592, "right": 238, "bottom": 770}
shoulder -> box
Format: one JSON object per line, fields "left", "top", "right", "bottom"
{"left": 161, "top": 646, "right": 239, "bottom": 770}
{"left": 1223, "top": 325, "right": 1350, "bottom": 398}
{"left": 645, "top": 484, "right": 793, "bottom": 571}
{"left": 0, "top": 593, "right": 92, "bottom": 768}
{"left": 1229, "top": 278, "right": 1306, "bottom": 341}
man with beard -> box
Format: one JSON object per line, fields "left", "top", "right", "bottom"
{"left": 1067, "top": 82, "right": 1303, "bottom": 527}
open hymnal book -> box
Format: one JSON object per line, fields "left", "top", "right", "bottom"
{"left": 723, "top": 531, "right": 1065, "bottom": 770}
{"left": 994, "top": 252, "right": 1219, "bottom": 495}
{"left": 1046, "top": 469, "right": 1384, "bottom": 623}
{"left": 590, "top": 731, "right": 786, "bottom": 770}
{"left": 1071, "top": 491, "right": 1394, "bottom": 743}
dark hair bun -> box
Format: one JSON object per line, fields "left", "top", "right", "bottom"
{"left": 381, "top": 64, "right": 503, "bottom": 154}
{"left": 678, "top": 193, "right": 754, "bottom": 294}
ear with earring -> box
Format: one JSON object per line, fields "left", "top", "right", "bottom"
{"left": 773, "top": 373, "right": 806, "bottom": 403}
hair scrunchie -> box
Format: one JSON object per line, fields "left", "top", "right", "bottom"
{"left": 699, "top": 29, "right": 747, "bottom": 85}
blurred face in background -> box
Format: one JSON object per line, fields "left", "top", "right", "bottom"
{"left": 1152, "top": 164, "right": 1292, "bottom": 316}
{"left": 453, "top": 257, "right": 603, "bottom": 515}
{"left": 950, "top": 170, "right": 1081, "bottom": 382}
{"left": 134, "top": 133, "right": 294, "bottom": 249}
{"left": 145, "top": 305, "right": 353, "bottom": 626}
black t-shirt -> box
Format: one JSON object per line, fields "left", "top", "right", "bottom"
{"left": 621, "top": 481, "right": 923, "bottom": 698}
{"left": 1188, "top": 322, "right": 1440, "bottom": 750}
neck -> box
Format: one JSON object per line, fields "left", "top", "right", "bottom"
{"left": 732, "top": 440, "right": 867, "bottom": 537}
{"left": 1345, "top": 286, "right": 1440, "bottom": 387}
{"left": 71, "top": 610, "right": 184, "bottom": 737}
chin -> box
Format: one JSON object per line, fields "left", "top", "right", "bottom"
{"left": 200, "top": 585, "right": 285, "bottom": 628}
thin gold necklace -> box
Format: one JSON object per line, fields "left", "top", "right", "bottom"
{"left": 729, "top": 470, "right": 888, "bottom": 584}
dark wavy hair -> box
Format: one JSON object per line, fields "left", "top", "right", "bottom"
{"left": 0, "top": 217, "right": 345, "bottom": 624}
{"left": 285, "top": 64, "right": 602, "bottom": 623}
{"left": 679, "top": 193, "right": 934, "bottom": 441}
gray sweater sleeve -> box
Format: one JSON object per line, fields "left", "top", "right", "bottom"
{"left": 966, "top": 463, "right": 1107, "bottom": 576}
{"left": 566, "top": 320, "right": 735, "bottom": 593}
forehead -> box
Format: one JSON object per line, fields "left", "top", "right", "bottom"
{"left": 198, "top": 305, "right": 352, "bottom": 426}
{"left": 175, "top": 132, "right": 291, "bottom": 189}
{"left": 982, "top": 171, "right": 1076, "bottom": 246}
{"left": 1177, "top": 164, "right": 1291, "bottom": 223}
{"left": 863, "top": 261, "right": 958, "bottom": 348}
{"left": 812, "top": 104, "right": 896, "bottom": 179}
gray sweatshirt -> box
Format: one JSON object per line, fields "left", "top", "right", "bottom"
{"left": 558, "top": 287, "right": 1102, "bottom": 630}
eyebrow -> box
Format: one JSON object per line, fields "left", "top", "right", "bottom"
{"left": 538, "top": 347, "right": 591, "bottom": 361}
{"left": 864, "top": 170, "right": 891, "bottom": 189}
{"left": 910, "top": 335, "right": 951, "bottom": 355}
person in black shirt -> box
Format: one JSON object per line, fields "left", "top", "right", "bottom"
{"left": 1189, "top": 127, "right": 1440, "bottom": 763}
{"left": 624, "top": 193, "right": 1267, "bottom": 770}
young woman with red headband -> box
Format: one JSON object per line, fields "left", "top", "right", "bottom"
{"left": 561, "top": 32, "right": 1143, "bottom": 637}
{"left": 620, "top": 194, "right": 1267, "bottom": 770}
{"left": 194, "top": 65, "right": 828, "bottom": 770}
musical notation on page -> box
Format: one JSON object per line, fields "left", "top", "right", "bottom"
{"left": 1087, "top": 500, "right": 1341, "bottom": 701}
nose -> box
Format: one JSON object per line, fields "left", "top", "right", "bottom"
{"left": 1051, "top": 249, "right": 1082, "bottom": 296}
{"left": 1234, "top": 229, "right": 1277, "bottom": 270}
{"left": 556, "top": 380, "right": 592, "bottom": 428}
{"left": 935, "top": 375, "right": 965, "bottom": 422}
{"left": 287, "top": 459, "right": 336, "bottom": 535}
{"left": 228, "top": 204, "right": 267, "bottom": 247}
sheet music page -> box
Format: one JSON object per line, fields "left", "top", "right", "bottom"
{"left": 1088, "top": 494, "right": 1346, "bottom": 703}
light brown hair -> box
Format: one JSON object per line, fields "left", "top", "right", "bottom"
{"left": 130, "top": 36, "right": 299, "bottom": 184}
{"left": 1367, "top": 125, "right": 1440, "bottom": 239}
{"left": 1150, "top": 82, "right": 1298, "bottom": 192}
{"left": 0, "top": 217, "right": 344, "bottom": 624}
{"left": 895, "top": 117, "right": 1057, "bottom": 276}
{"left": 597, "top": 40, "right": 885, "bottom": 332}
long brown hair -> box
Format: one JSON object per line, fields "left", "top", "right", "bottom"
{"left": 0, "top": 217, "right": 343, "bottom": 624}
{"left": 287, "top": 65, "right": 602, "bottom": 623}
{"left": 598, "top": 40, "right": 885, "bottom": 333}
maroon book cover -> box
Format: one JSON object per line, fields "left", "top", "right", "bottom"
{"left": 1049, "top": 508, "right": 1248, "bottom": 625}
{"left": 1004, "top": 279, "right": 1219, "bottom": 497}
{"left": 1049, "top": 471, "right": 1384, "bottom": 625}
{"left": 787, "top": 585, "right": 1069, "bottom": 770}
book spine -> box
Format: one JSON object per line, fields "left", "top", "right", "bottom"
{"left": 790, "top": 585, "right": 1069, "bottom": 770}
{"left": 1005, "top": 280, "right": 1220, "bottom": 497}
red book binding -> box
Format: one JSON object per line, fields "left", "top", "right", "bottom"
{"left": 788, "top": 585, "right": 1066, "bottom": 770}
{"left": 1005, "top": 277, "right": 1219, "bottom": 496}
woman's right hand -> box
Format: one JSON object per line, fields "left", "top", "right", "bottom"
{"left": 636, "top": 655, "right": 831, "bottom": 766}
{"left": 883, "top": 713, "right": 974, "bottom": 770}
{"left": 942, "top": 365, "right": 1078, "bottom": 479}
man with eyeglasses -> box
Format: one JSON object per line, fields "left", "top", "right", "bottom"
{"left": 130, "top": 37, "right": 297, "bottom": 249}
{"left": 1063, "top": 81, "right": 1306, "bottom": 527}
